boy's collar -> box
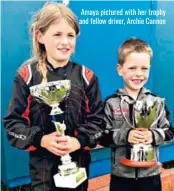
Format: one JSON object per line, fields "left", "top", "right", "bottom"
{"left": 116, "top": 87, "right": 151, "bottom": 100}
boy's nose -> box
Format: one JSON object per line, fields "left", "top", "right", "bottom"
{"left": 136, "top": 69, "right": 143, "bottom": 76}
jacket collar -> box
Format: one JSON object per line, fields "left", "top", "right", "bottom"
{"left": 45, "top": 59, "right": 71, "bottom": 72}
{"left": 116, "top": 87, "right": 151, "bottom": 102}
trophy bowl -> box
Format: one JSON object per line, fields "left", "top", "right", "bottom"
{"left": 121, "top": 98, "right": 164, "bottom": 168}
{"left": 30, "top": 80, "right": 71, "bottom": 115}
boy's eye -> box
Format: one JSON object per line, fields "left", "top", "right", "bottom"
{"left": 54, "top": 33, "right": 61, "bottom": 36}
{"left": 142, "top": 67, "right": 148, "bottom": 70}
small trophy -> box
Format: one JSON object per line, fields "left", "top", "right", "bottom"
{"left": 30, "top": 80, "right": 87, "bottom": 188}
{"left": 121, "top": 97, "right": 165, "bottom": 167}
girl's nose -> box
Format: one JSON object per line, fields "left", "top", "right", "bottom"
{"left": 61, "top": 36, "right": 69, "bottom": 45}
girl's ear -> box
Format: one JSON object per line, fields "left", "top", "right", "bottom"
{"left": 117, "top": 64, "right": 123, "bottom": 76}
{"left": 36, "top": 30, "right": 44, "bottom": 44}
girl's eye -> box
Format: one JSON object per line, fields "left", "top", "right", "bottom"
{"left": 68, "top": 34, "right": 75, "bottom": 38}
{"left": 129, "top": 67, "right": 136, "bottom": 70}
{"left": 142, "top": 67, "right": 148, "bottom": 70}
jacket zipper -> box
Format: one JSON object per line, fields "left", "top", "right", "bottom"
{"left": 135, "top": 168, "right": 139, "bottom": 180}
{"left": 113, "top": 148, "right": 116, "bottom": 164}
{"left": 132, "top": 102, "right": 139, "bottom": 180}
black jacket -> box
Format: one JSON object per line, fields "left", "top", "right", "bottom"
{"left": 4, "top": 58, "right": 104, "bottom": 162}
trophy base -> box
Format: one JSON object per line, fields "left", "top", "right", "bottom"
{"left": 120, "top": 158, "right": 158, "bottom": 168}
{"left": 54, "top": 168, "right": 87, "bottom": 188}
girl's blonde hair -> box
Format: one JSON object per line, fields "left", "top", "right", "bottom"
{"left": 30, "top": 3, "right": 79, "bottom": 83}
{"left": 118, "top": 38, "right": 153, "bottom": 66}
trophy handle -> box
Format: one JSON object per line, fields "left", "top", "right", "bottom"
{"left": 150, "top": 100, "right": 165, "bottom": 128}
{"left": 120, "top": 97, "right": 134, "bottom": 128}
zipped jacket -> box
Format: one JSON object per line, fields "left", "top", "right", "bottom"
{"left": 4, "top": 58, "right": 104, "bottom": 164}
{"left": 100, "top": 88, "right": 173, "bottom": 178}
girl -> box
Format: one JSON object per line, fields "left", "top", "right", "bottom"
{"left": 4, "top": 3, "right": 104, "bottom": 191}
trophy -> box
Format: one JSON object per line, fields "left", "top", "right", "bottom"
{"left": 30, "top": 80, "right": 87, "bottom": 188}
{"left": 121, "top": 97, "right": 165, "bottom": 167}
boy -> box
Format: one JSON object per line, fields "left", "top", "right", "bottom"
{"left": 100, "top": 38, "right": 174, "bottom": 191}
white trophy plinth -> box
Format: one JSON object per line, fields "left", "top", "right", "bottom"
{"left": 54, "top": 155, "right": 87, "bottom": 188}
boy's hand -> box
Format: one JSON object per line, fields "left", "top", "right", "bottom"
{"left": 128, "top": 129, "right": 144, "bottom": 144}
{"left": 142, "top": 130, "right": 153, "bottom": 144}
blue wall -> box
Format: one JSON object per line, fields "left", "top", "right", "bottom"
{"left": 1, "top": 0, "right": 174, "bottom": 187}
{"left": 153, "top": 1, "right": 174, "bottom": 125}
{"left": 1, "top": 2, "right": 45, "bottom": 186}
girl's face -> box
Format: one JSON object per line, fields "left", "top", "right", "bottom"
{"left": 117, "top": 52, "right": 151, "bottom": 96}
{"left": 37, "top": 18, "right": 76, "bottom": 67}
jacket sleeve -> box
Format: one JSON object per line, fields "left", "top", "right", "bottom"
{"left": 76, "top": 68, "right": 105, "bottom": 148}
{"left": 99, "top": 100, "right": 131, "bottom": 147}
{"left": 151, "top": 105, "right": 174, "bottom": 146}
{"left": 3, "top": 68, "right": 43, "bottom": 151}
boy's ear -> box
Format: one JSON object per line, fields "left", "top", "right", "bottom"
{"left": 36, "top": 30, "right": 44, "bottom": 44}
{"left": 117, "top": 64, "right": 123, "bottom": 76}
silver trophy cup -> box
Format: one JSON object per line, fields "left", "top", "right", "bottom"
{"left": 121, "top": 97, "right": 165, "bottom": 167}
{"left": 30, "top": 80, "right": 87, "bottom": 188}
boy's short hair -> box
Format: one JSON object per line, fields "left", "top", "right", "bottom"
{"left": 118, "top": 37, "right": 153, "bottom": 65}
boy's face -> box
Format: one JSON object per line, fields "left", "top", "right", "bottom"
{"left": 117, "top": 52, "right": 151, "bottom": 96}
{"left": 37, "top": 18, "right": 76, "bottom": 66}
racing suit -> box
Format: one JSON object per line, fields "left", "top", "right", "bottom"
{"left": 4, "top": 58, "right": 105, "bottom": 191}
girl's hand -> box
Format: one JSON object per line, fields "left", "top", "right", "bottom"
{"left": 41, "top": 132, "right": 71, "bottom": 156}
{"left": 65, "top": 136, "right": 81, "bottom": 153}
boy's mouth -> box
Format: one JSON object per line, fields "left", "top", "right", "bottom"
{"left": 132, "top": 79, "right": 143, "bottom": 84}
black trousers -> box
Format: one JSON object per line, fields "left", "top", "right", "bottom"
{"left": 32, "top": 181, "right": 88, "bottom": 191}
{"left": 110, "top": 174, "right": 161, "bottom": 191}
